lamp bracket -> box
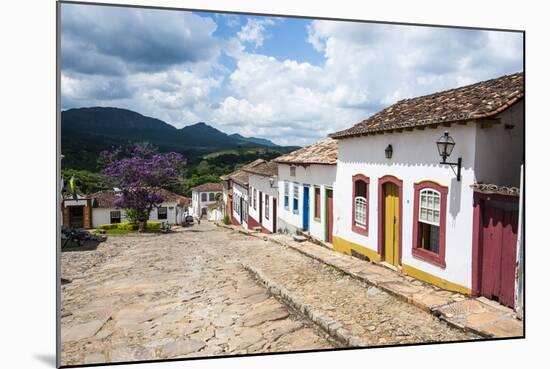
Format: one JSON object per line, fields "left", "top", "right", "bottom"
{"left": 440, "top": 157, "right": 462, "bottom": 181}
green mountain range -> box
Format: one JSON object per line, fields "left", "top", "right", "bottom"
{"left": 61, "top": 107, "right": 296, "bottom": 170}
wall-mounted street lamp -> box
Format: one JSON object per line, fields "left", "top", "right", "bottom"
{"left": 269, "top": 176, "right": 278, "bottom": 188}
{"left": 385, "top": 144, "right": 393, "bottom": 159}
{"left": 436, "top": 131, "right": 462, "bottom": 181}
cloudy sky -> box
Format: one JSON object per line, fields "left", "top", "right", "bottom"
{"left": 61, "top": 3, "right": 523, "bottom": 146}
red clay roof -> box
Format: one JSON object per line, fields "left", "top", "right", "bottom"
{"left": 274, "top": 139, "right": 338, "bottom": 165}
{"left": 224, "top": 159, "right": 267, "bottom": 187}
{"left": 90, "top": 188, "right": 182, "bottom": 208}
{"left": 190, "top": 182, "right": 223, "bottom": 193}
{"left": 330, "top": 72, "right": 524, "bottom": 139}
{"left": 242, "top": 160, "right": 278, "bottom": 177}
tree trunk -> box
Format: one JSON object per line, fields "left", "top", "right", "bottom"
{"left": 138, "top": 220, "right": 147, "bottom": 232}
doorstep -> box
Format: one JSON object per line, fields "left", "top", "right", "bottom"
{"left": 214, "top": 222, "right": 523, "bottom": 339}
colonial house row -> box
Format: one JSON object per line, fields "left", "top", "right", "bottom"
{"left": 214, "top": 72, "right": 523, "bottom": 312}
{"left": 190, "top": 182, "right": 223, "bottom": 219}
{"left": 327, "top": 72, "right": 524, "bottom": 310}
{"left": 274, "top": 139, "right": 338, "bottom": 243}
{"left": 221, "top": 159, "right": 266, "bottom": 228}
{"left": 243, "top": 160, "right": 279, "bottom": 233}
{"left": 62, "top": 188, "right": 186, "bottom": 228}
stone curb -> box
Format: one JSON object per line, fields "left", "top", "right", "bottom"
{"left": 214, "top": 222, "right": 497, "bottom": 339}
{"left": 242, "top": 262, "right": 369, "bottom": 348}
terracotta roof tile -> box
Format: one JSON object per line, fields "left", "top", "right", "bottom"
{"left": 242, "top": 160, "right": 278, "bottom": 177}
{"left": 274, "top": 139, "right": 338, "bottom": 165}
{"left": 224, "top": 159, "right": 267, "bottom": 187}
{"left": 90, "top": 188, "right": 182, "bottom": 208}
{"left": 190, "top": 182, "right": 223, "bottom": 193}
{"left": 330, "top": 72, "right": 524, "bottom": 139}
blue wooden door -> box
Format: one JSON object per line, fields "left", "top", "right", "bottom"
{"left": 303, "top": 185, "right": 310, "bottom": 231}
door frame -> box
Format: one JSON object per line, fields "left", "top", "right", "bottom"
{"left": 377, "top": 175, "right": 403, "bottom": 264}
{"left": 302, "top": 184, "right": 310, "bottom": 231}
{"left": 325, "top": 187, "right": 334, "bottom": 243}
{"left": 272, "top": 197, "right": 277, "bottom": 232}
{"left": 259, "top": 190, "right": 263, "bottom": 227}
{"left": 471, "top": 192, "right": 519, "bottom": 298}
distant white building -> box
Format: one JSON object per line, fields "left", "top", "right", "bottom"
{"left": 190, "top": 183, "right": 223, "bottom": 219}
{"left": 62, "top": 188, "right": 184, "bottom": 228}
{"left": 274, "top": 139, "right": 338, "bottom": 243}
{"left": 243, "top": 160, "right": 278, "bottom": 233}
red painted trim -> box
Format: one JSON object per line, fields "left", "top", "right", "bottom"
{"left": 412, "top": 181, "right": 448, "bottom": 269}
{"left": 471, "top": 192, "right": 483, "bottom": 296}
{"left": 352, "top": 174, "right": 370, "bottom": 236}
{"left": 377, "top": 175, "right": 403, "bottom": 264}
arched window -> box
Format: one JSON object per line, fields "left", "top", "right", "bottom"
{"left": 352, "top": 175, "right": 369, "bottom": 235}
{"left": 412, "top": 181, "right": 448, "bottom": 268}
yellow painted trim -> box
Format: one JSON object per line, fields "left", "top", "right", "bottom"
{"left": 333, "top": 236, "right": 381, "bottom": 262}
{"left": 402, "top": 264, "right": 471, "bottom": 295}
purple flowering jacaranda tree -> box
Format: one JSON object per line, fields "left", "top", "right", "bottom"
{"left": 100, "top": 144, "right": 185, "bottom": 231}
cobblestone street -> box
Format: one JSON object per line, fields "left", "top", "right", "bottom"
{"left": 61, "top": 222, "right": 478, "bottom": 366}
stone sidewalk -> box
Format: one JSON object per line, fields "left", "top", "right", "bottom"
{"left": 216, "top": 223, "right": 523, "bottom": 339}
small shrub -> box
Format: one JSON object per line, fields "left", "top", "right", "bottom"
{"left": 145, "top": 222, "right": 161, "bottom": 232}
{"left": 223, "top": 215, "right": 231, "bottom": 225}
{"left": 117, "top": 222, "right": 138, "bottom": 231}
{"left": 99, "top": 223, "right": 118, "bottom": 230}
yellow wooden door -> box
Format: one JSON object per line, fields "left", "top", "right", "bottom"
{"left": 384, "top": 183, "right": 400, "bottom": 266}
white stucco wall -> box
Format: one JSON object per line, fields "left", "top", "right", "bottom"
{"left": 191, "top": 191, "right": 221, "bottom": 218}
{"left": 92, "top": 201, "right": 178, "bottom": 227}
{"left": 277, "top": 163, "right": 336, "bottom": 241}
{"left": 232, "top": 182, "right": 248, "bottom": 228}
{"left": 474, "top": 101, "right": 524, "bottom": 187}
{"left": 248, "top": 174, "right": 278, "bottom": 233}
{"left": 334, "top": 124, "right": 477, "bottom": 288}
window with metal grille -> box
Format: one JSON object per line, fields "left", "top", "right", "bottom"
{"left": 209, "top": 192, "right": 215, "bottom": 201}
{"left": 157, "top": 207, "right": 167, "bottom": 220}
{"left": 201, "top": 193, "right": 207, "bottom": 202}
{"left": 265, "top": 194, "right": 269, "bottom": 219}
{"left": 290, "top": 166, "right": 296, "bottom": 176}
{"left": 110, "top": 210, "right": 121, "bottom": 224}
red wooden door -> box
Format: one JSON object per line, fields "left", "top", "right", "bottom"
{"left": 480, "top": 201, "right": 519, "bottom": 308}
{"left": 326, "top": 189, "right": 334, "bottom": 243}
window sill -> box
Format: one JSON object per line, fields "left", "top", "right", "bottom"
{"left": 313, "top": 217, "right": 321, "bottom": 223}
{"left": 412, "top": 248, "right": 446, "bottom": 269}
{"left": 352, "top": 224, "right": 369, "bottom": 237}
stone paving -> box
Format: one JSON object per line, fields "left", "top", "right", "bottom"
{"left": 61, "top": 222, "right": 479, "bottom": 366}
{"left": 223, "top": 223, "right": 523, "bottom": 338}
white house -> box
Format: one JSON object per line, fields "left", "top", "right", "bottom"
{"left": 243, "top": 160, "right": 278, "bottom": 233}
{"left": 222, "top": 159, "right": 266, "bottom": 228}
{"left": 274, "top": 139, "right": 338, "bottom": 243}
{"left": 89, "top": 188, "right": 183, "bottom": 226}
{"left": 191, "top": 182, "right": 223, "bottom": 219}
{"left": 328, "top": 72, "right": 524, "bottom": 309}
